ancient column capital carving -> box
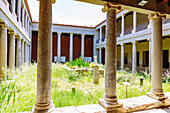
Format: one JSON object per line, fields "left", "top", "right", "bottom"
{"left": 8, "top": 30, "right": 16, "bottom": 35}
{"left": 148, "top": 12, "right": 166, "bottom": 20}
{"left": 102, "top": 2, "right": 121, "bottom": 12}
{"left": 0, "top": 22, "right": 9, "bottom": 28}
{"left": 37, "top": 0, "right": 56, "bottom": 4}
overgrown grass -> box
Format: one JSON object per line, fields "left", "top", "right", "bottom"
{"left": 0, "top": 63, "right": 170, "bottom": 112}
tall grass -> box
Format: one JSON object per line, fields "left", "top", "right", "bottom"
{"left": 0, "top": 63, "right": 170, "bottom": 112}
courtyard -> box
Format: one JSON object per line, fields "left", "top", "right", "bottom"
{"left": 0, "top": 61, "right": 170, "bottom": 112}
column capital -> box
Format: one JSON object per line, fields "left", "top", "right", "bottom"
{"left": 8, "top": 30, "right": 16, "bottom": 35}
{"left": 0, "top": 22, "right": 9, "bottom": 28}
{"left": 15, "top": 35, "right": 21, "bottom": 39}
{"left": 148, "top": 12, "right": 166, "bottom": 20}
{"left": 102, "top": 2, "right": 121, "bottom": 12}
{"left": 81, "top": 34, "right": 85, "bottom": 37}
{"left": 120, "top": 43, "right": 125, "bottom": 46}
{"left": 131, "top": 41, "right": 138, "bottom": 44}
{"left": 147, "top": 38, "right": 152, "bottom": 41}
{"left": 21, "top": 4, "right": 24, "bottom": 8}
{"left": 57, "top": 32, "right": 62, "bottom": 35}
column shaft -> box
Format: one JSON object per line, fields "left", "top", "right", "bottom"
{"left": 33, "top": 0, "right": 55, "bottom": 112}
{"left": 0, "top": 23, "right": 8, "bottom": 79}
{"left": 148, "top": 39, "right": 152, "bottom": 73}
{"left": 24, "top": 42, "right": 27, "bottom": 63}
{"left": 121, "top": 44, "right": 124, "bottom": 71}
{"left": 25, "top": 14, "right": 27, "bottom": 31}
{"left": 132, "top": 42, "right": 137, "bottom": 73}
{"left": 9, "top": 31, "right": 15, "bottom": 69}
{"left": 147, "top": 14, "right": 167, "bottom": 100}
{"left": 21, "top": 39, "right": 25, "bottom": 66}
{"left": 132, "top": 11, "right": 137, "bottom": 33}
{"left": 16, "top": 36, "right": 21, "bottom": 68}
{"left": 57, "top": 32, "right": 61, "bottom": 63}
{"left": 81, "top": 34, "right": 85, "bottom": 60}
{"left": 11, "top": 0, "right": 16, "bottom": 17}
{"left": 17, "top": 0, "right": 21, "bottom": 23}
{"left": 121, "top": 15, "right": 124, "bottom": 36}
{"left": 22, "top": 7, "right": 25, "bottom": 27}
{"left": 99, "top": 48, "right": 102, "bottom": 64}
{"left": 69, "top": 33, "right": 73, "bottom": 61}
{"left": 99, "top": 27, "right": 102, "bottom": 42}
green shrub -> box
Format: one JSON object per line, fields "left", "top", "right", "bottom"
{"left": 67, "top": 72, "right": 81, "bottom": 82}
{"left": 66, "top": 57, "right": 90, "bottom": 69}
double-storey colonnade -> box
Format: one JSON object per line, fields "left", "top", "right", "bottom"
{"left": 0, "top": 0, "right": 31, "bottom": 79}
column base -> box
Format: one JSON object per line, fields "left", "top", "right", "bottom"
{"left": 99, "top": 98, "right": 123, "bottom": 113}
{"left": 33, "top": 101, "right": 55, "bottom": 113}
{"left": 132, "top": 29, "right": 136, "bottom": 33}
{"left": 147, "top": 89, "right": 168, "bottom": 100}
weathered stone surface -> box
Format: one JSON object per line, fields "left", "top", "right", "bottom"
{"left": 93, "top": 65, "right": 99, "bottom": 84}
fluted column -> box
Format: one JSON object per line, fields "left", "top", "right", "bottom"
{"left": 21, "top": 6, "right": 25, "bottom": 28}
{"left": 99, "top": 3, "right": 123, "bottom": 112}
{"left": 147, "top": 13, "right": 167, "bottom": 100}
{"left": 16, "top": 36, "right": 21, "bottom": 68}
{"left": 99, "top": 27, "right": 102, "bottom": 42}
{"left": 148, "top": 38, "right": 152, "bottom": 73}
{"left": 132, "top": 41, "right": 137, "bottom": 73}
{"left": 11, "top": 0, "right": 17, "bottom": 18}
{"left": 0, "top": 22, "right": 8, "bottom": 80}
{"left": 57, "top": 32, "right": 62, "bottom": 63}
{"left": 21, "top": 39, "right": 25, "bottom": 66}
{"left": 120, "top": 14, "right": 124, "bottom": 36}
{"left": 17, "top": 0, "right": 21, "bottom": 23}
{"left": 121, "top": 43, "right": 124, "bottom": 71}
{"left": 69, "top": 33, "right": 73, "bottom": 61}
{"left": 81, "top": 34, "right": 85, "bottom": 60}
{"left": 132, "top": 11, "right": 137, "bottom": 33}
{"left": 8, "top": 30, "right": 16, "bottom": 70}
{"left": 33, "top": 0, "right": 55, "bottom": 112}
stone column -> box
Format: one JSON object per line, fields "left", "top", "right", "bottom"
{"left": 11, "top": 0, "right": 17, "bottom": 18}
{"left": 132, "top": 11, "right": 137, "bottom": 33}
{"left": 25, "top": 14, "right": 27, "bottom": 31}
{"left": 27, "top": 19, "right": 29, "bottom": 33}
{"left": 29, "top": 45, "right": 31, "bottom": 64}
{"left": 147, "top": 13, "right": 167, "bottom": 100}
{"left": 21, "top": 39, "right": 25, "bottom": 66}
{"left": 132, "top": 41, "right": 137, "bottom": 73}
{"left": 99, "top": 48, "right": 102, "bottom": 64}
{"left": 16, "top": 36, "right": 21, "bottom": 68}
{"left": 120, "top": 14, "right": 124, "bottom": 36}
{"left": 24, "top": 42, "right": 27, "bottom": 63}
{"left": 26, "top": 44, "right": 29, "bottom": 64}
{"left": 17, "top": 0, "right": 21, "bottom": 23}
{"left": 69, "top": 33, "right": 73, "bottom": 61}
{"left": 57, "top": 32, "right": 61, "bottom": 63}
{"left": 22, "top": 6, "right": 25, "bottom": 28}
{"left": 81, "top": 34, "right": 85, "bottom": 60}
{"left": 148, "top": 14, "right": 152, "bottom": 28}
{"left": 147, "top": 38, "right": 152, "bottom": 73}
{"left": 99, "top": 27, "right": 102, "bottom": 42}
{"left": 33, "top": 0, "right": 55, "bottom": 112}
{"left": 8, "top": 30, "right": 16, "bottom": 70}
{"left": 0, "top": 22, "right": 8, "bottom": 80}
{"left": 121, "top": 43, "right": 124, "bottom": 71}
{"left": 99, "top": 3, "right": 123, "bottom": 112}
{"left": 93, "top": 35, "right": 96, "bottom": 60}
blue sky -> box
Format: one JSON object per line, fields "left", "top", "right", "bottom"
{"left": 27, "top": 0, "right": 106, "bottom": 27}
